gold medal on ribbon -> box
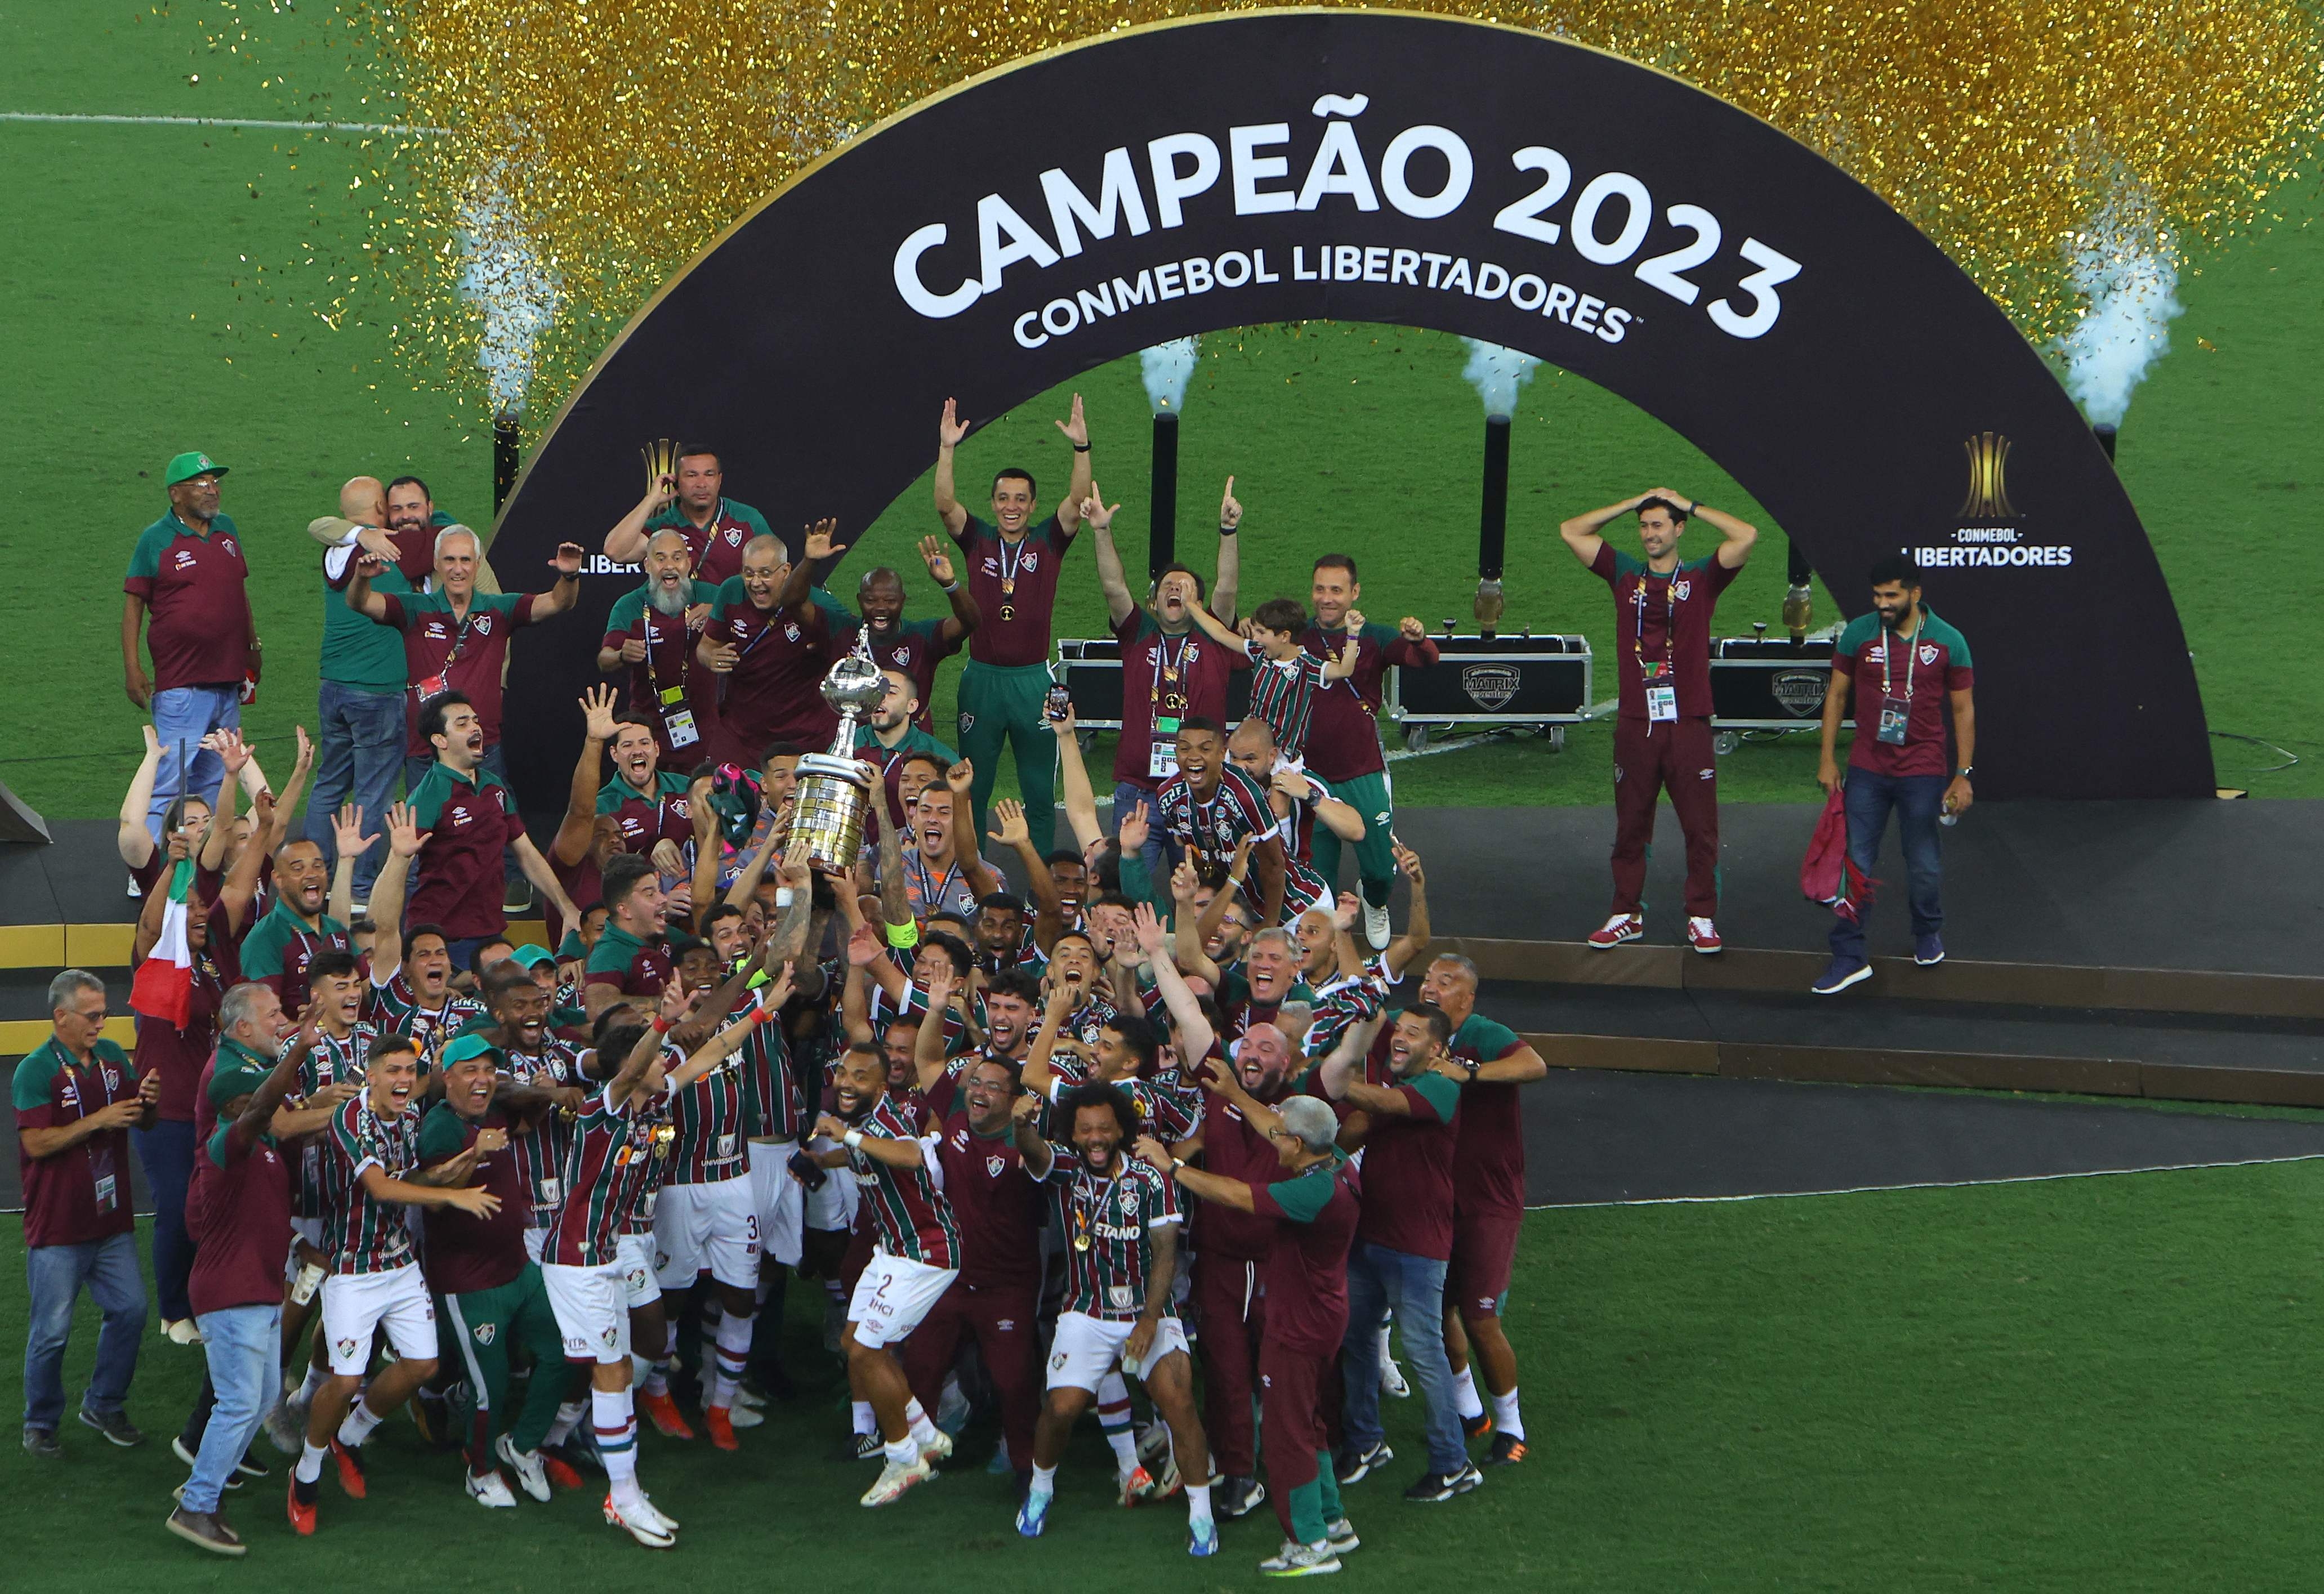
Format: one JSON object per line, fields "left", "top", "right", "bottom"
{"left": 652, "top": 1124, "right": 676, "bottom": 1159}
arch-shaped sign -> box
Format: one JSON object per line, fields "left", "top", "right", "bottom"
{"left": 493, "top": 7, "right": 2212, "bottom": 803}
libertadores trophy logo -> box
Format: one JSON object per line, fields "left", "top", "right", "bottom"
{"left": 1957, "top": 431, "right": 2016, "bottom": 520}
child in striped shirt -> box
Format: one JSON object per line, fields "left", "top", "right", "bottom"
{"left": 1190, "top": 596, "right": 1358, "bottom": 764}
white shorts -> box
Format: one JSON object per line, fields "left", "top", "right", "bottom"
{"left": 523, "top": 1226, "right": 547, "bottom": 1265}
{"left": 747, "top": 1140, "right": 805, "bottom": 1267}
{"left": 615, "top": 1233, "right": 662, "bottom": 1308}
{"left": 804, "top": 1137, "right": 859, "bottom": 1233}
{"left": 1046, "top": 1310, "right": 1190, "bottom": 1394}
{"left": 846, "top": 1251, "right": 958, "bottom": 1350}
{"left": 652, "top": 1178, "right": 762, "bottom": 1290}
{"left": 319, "top": 1266, "right": 436, "bottom": 1376}
{"left": 541, "top": 1260, "right": 631, "bottom": 1365}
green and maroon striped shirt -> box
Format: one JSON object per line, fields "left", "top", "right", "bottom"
{"left": 496, "top": 1039, "right": 583, "bottom": 1227}
{"left": 323, "top": 1092, "right": 422, "bottom": 1275}
{"left": 546, "top": 1086, "right": 670, "bottom": 1268}
{"left": 288, "top": 1025, "right": 374, "bottom": 1222}
{"left": 1041, "top": 1149, "right": 1180, "bottom": 1321}
{"left": 847, "top": 1094, "right": 958, "bottom": 1268}
{"left": 664, "top": 1051, "right": 749, "bottom": 1185}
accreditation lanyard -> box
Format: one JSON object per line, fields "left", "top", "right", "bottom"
{"left": 1879, "top": 617, "right": 1921, "bottom": 702}
{"left": 643, "top": 602, "right": 690, "bottom": 699}
{"left": 1634, "top": 566, "right": 1683, "bottom": 728}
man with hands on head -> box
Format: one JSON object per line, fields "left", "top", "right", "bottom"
{"left": 1560, "top": 486, "right": 1757, "bottom": 955}
{"left": 933, "top": 393, "right": 1094, "bottom": 846}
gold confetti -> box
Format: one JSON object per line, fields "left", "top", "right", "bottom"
{"left": 211, "top": 1, "right": 2322, "bottom": 434}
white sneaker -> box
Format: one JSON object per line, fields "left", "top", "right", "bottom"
{"left": 1379, "top": 1355, "right": 1411, "bottom": 1398}
{"left": 916, "top": 1428, "right": 953, "bottom": 1463}
{"left": 639, "top": 1494, "right": 681, "bottom": 1532}
{"left": 603, "top": 1493, "right": 675, "bottom": 1548}
{"left": 732, "top": 1384, "right": 767, "bottom": 1412}
{"left": 860, "top": 1453, "right": 936, "bottom": 1506}
{"left": 1362, "top": 900, "right": 1391, "bottom": 951}
{"left": 466, "top": 1468, "right": 518, "bottom": 1508}
{"left": 1259, "top": 1538, "right": 1344, "bottom": 1575}
{"left": 494, "top": 1434, "right": 551, "bottom": 1502}
{"left": 726, "top": 1402, "right": 765, "bottom": 1429}
{"left": 1137, "top": 1421, "right": 1171, "bottom": 1463}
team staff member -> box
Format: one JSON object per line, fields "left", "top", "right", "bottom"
{"left": 1813, "top": 556, "right": 1977, "bottom": 995}
{"left": 1417, "top": 953, "right": 1547, "bottom": 1468}
{"left": 123, "top": 452, "right": 260, "bottom": 845}
{"left": 344, "top": 527, "right": 587, "bottom": 794}
{"left": 167, "top": 1012, "right": 309, "bottom": 1556}
{"left": 600, "top": 529, "right": 722, "bottom": 761}
{"left": 840, "top": 533, "right": 980, "bottom": 734}
{"left": 1559, "top": 489, "right": 1758, "bottom": 955}
{"left": 933, "top": 394, "right": 1092, "bottom": 848}
{"left": 699, "top": 528, "right": 853, "bottom": 763}
{"left": 304, "top": 476, "right": 435, "bottom": 908}
{"left": 1083, "top": 477, "right": 1246, "bottom": 870}
{"left": 604, "top": 444, "right": 773, "bottom": 588}
{"left": 17, "top": 971, "right": 159, "bottom": 1459}
{"left": 1300, "top": 555, "right": 1438, "bottom": 950}
{"left": 404, "top": 694, "right": 581, "bottom": 968}
{"left": 584, "top": 855, "right": 676, "bottom": 1018}
{"left": 1139, "top": 1088, "right": 1362, "bottom": 1577}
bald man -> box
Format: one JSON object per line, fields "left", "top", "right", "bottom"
{"left": 304, "top": 476, "right": 440, "bottom": 907}
{"left": 839, "top": 532, "right": 979, "bottom": 736}
{"left": 698, "top": 526, "right": 853, "bottom": 762}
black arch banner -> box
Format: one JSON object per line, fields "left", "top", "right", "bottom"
{"left": 492, "top": 7, "right": 2213, "bottom": 805}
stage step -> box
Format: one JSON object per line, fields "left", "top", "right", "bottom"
{"left": 1482, "top": 981, "right": 2324, "bottom": 1109}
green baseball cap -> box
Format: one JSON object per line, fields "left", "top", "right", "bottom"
{"left": 163, "top": 451, "right": 229, "bottom": 488}
{"left": 507, "top": 944, "right": 557, "bottom": 970}
{"left": 208, "top": 1055, "right": 271, "bottom": 1109}
{"left": 439, "top": 1034, "right": 503, "bottom": 1069}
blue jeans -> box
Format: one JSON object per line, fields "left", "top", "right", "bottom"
{"left": 1339, "top": 1240, "right": 1465, "bottom": 1475}
{"left": 149, "top": 684, "right": 241, "bottom": 843}
{"left": 23, "top": 1231, "right": 146, "bottom": 1431}
{"left": 132, "top": 1118, "right": 197, "bottom": 1323}
{"left": 404, "top": 742, "right": 520, "bottom": 886}
{"left": 182, "top": 1304, "right": 280, "bottom": 1514}
{"left": 1828, "top": 769, "right": 1948, "bottom": 963}
{"left": 305, "top": 680, "right": 407, "bottom": 901}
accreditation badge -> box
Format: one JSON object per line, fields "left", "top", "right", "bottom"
{"left": 663, "top": 708, "right": 701, "bottom": 750}
{"left": 1877, "top": 696, "right": 1911, "bottom": 745}
{"left": 1645, "top": 684, "right": 1678, "bottom": 723}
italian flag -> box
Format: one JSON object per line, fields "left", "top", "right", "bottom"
{"left": 130, "top": 859, "right": 195, "bottom": 1028}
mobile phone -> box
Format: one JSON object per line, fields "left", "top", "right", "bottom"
{"left": 1044, "top": 685, "right": 1072, "bottom": 722}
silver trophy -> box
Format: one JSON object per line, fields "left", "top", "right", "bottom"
{"left": 790, "top": 635, "right": 888, "bottom": 870}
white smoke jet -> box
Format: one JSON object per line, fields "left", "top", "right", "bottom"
{"left": 1460, "top": 337, "right": 1541, "bottom": 418}
{"left": 1140, "top": 337, "right": 1199, "bottom": 414}
{"left": 457, "top": 169, "right": 560, "bottom": 419}
{"left": 2053, "top": 181, "right": 2184, "bottom": 428}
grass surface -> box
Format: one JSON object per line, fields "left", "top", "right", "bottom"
{"left": 13, "top": 1158, "right": 2324, "bottom": 1589}
{"left": 3, "top": 0, "right": 2320, "bottom": 823}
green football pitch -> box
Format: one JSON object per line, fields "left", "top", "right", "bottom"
{"left": 2, "top": 0, "right": 2319, "bottom": 823}
{"left": 14, "top": 1154, "right": 2324, "bottom": 1590}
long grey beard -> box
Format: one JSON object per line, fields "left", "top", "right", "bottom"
{"left": 647, "top": 581, "right": 690, "bottom": 618}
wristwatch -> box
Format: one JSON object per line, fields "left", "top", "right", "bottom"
{"left": 1461, "top": 1057, "right": 1480, "bottom": 1079}
{"left": 1954, "top": 766, "right": 1975, "bottom": 780}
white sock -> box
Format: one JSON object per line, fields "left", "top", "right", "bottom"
{"left": 640, "top": 1323, "right": 676, "bottom": 1397}
{"left": 904, "top": 1397, "right": 939, "bottom": 1449}
{"left": 594, "top": 1388, "right": 643, "bottom": 1506}
{"left": 1451, "top": 1365, "right": 1484, "bottom": 1421}
{"left": 546, "top": 1400, "right": 586, "bottom": 1449}
{"left": 709, "top": 1310, "right": 754, "bottom": 1409}
{"left": 1186, "top": 1480, "right": 1214, "bottom": 1528}
{"left": 1491, "top": 1387, "right": 1526, "bottom": 1442}
{"left": 337, "top": 1400, "right": 383, "bottom": 1448}
{"left": 1031, "top": 1462, "right": 1058, "bottom": 1495}
{"left": 295, "top": 1439, "right": 327, "bottom": 1485}
{"left": 296, "top": 1363, "right": 328, "bottom": 1404}
{"left": 884, "top": 1435, "right": 918, "bottom": 1467}
{"left": 852, "top": 1400, "right": 876, "bottom": 1437}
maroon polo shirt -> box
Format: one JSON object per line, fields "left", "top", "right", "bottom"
{"left": 846, "top": 616, "right": 960, "bottom": 735}
{"left": 12, "top": 1039, "right": 141, "bottom": 1249}
{"left": 123, "top": 511, "right": 251, "bottom": 691}
{"left": 922, "top": 1073, "right": 1043, "bottom": 1291}
{"left": 601, "top": 578, "right": 723, "bottom": 760}
{"left": 1193, "top": 1083, "right": 1284, "bottom": 1263}
{"left": 408, "top": 761, "right": 527, "bottom": 939}
{"left": 376, "top": 590, "right": 538, "bottom": 756}
{"left": 417, "top": 1102, "right": 528, "bottom": 1294}
{"left": 1590, "top": 543, "right": 1741, "bottom": 721}
{"left": 1325, "top": 1041, "right": 1461, "bottom": 1261}
{"left": 1250, "top": 1153, "right": 1362, "bottom": 1355}
{"left": 702, "top": 583, "right": 840, "bottom": 751}
{"left": 1113, "top": 612, "right": 1249, "bottom": 793}
{"left": 188, "top": 1123, "right": 291, "bottom": 1315}
{"left": 1298, "top": 622, "right": 1441, "bottom": 782}
{"left": 958, "top": 515, "right": 1070, "bottom": 668}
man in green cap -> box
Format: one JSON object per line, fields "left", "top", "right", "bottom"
{"left": 123, "top": 452, "right": 260, "bottom": 844}
{"left": 418, "top": 1034, "right": 581, "bottom": 1509}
